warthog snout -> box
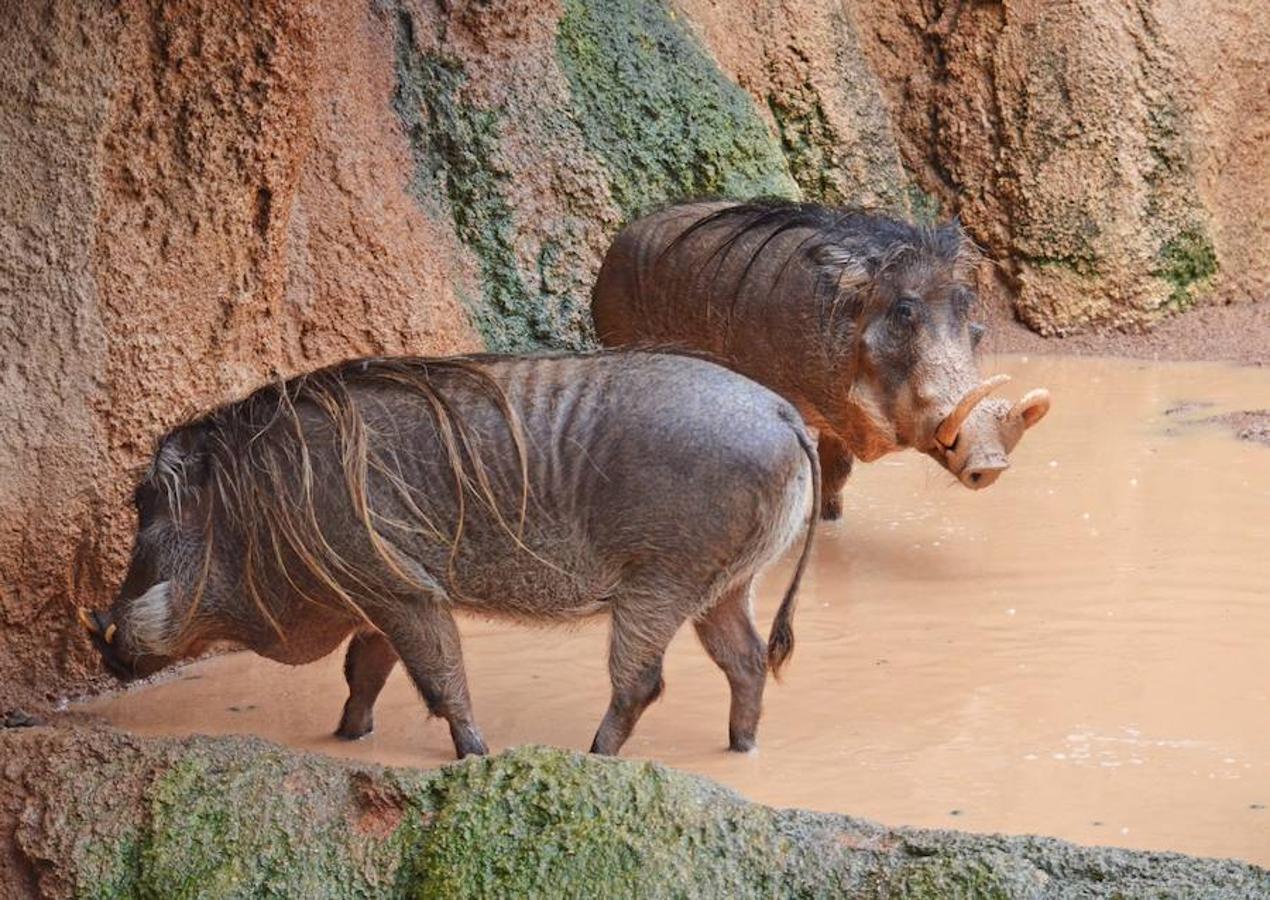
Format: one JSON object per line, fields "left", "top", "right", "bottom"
{"left": 932, "top": 376, "right": 1051, "bottom": 488}
{"left": 76, "top": 604, "right": 169, "bottom": 681}
{"left": 960, "top": 450, "right": 1010, "bottom": 490}
{"left": 76, "top": 606, "right": 132, "bottom": 680}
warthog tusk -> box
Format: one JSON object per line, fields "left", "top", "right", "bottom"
{"left": 104, "top": 623, "right": 117, "bottom": 644}
{"left": 1009, "top": 388, "right": 1051, "bottom": 428}
{"left": 77, "top": 607, "right": 99, "bottom": 635}
{"left": 935, "top": 374, "right": 1012, "bottom": 449}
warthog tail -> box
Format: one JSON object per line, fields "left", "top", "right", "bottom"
{"left": 767, "top": 411, "right": 821, "bottom": 677}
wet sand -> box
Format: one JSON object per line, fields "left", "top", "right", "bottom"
{"left": 81, "top": 355, "right": 1270, "bottom": 865}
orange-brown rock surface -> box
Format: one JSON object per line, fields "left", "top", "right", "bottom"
{"left": 851, "top": 0, "right": 1267, "bottom": 334}
{"left": 0, "top": 0, "right": 481, "bottom": 708}
{"left": 1, "top": 0, "right": 1265, "bottom": 708}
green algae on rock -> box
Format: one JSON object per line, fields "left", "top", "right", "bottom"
{"left": 3, "top": 729, "right": 1267, "bottom": 898}
{"left": 1154, "top": 228, "right": 1219, "bottom": 311}
{"left": 391, "top": 10, "right": 556, "bottom": 352}
{"left": 556, "top": 0, "right": 797, "bottom": 220}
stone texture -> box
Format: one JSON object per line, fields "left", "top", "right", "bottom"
{"left": 2, "top": 730, "right": 1267, "bottom": 898}
{"left": 850, "top": 0, "right": 1267, "bottom": 335}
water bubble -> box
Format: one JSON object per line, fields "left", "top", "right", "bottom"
{"left": 1006, "top": 608, "right": 1016, "bottom": 616}
{"left": 1049, "top": 460, "right": 1059, "bottom": 468}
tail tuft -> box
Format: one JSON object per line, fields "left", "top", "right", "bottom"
{"left": 766, "top": 415, "right": 821, "bottom": 679}
{"left": 767, "top": 615, "right": 795, "bottom": 676}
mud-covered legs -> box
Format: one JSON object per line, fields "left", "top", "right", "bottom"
{"left": 373, "top": 599, "right": 488, "bottom": 759}
{"left": 590, "top": 603, "right": 682, "bottom": 755}
{"left": 335, "top": 629, "right": 398, "bottom": 740}
{"left": 347, "top": 585, "right": 772, "bottom": 758}
{"left": 694, "top": 580, "right": 766, "bottom": 752}
{"left": 817, "top": 435, "right": 854, "bottom": 520}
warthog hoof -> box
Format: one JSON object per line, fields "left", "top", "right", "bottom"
{"left": 452, "top": 724, "right": 489, "bottom": 759}
{"left": 820, "top": 494, "right": 844, "bottom": 521}
{"left": 335, "top": 704, "right": 374, "bottom": 741}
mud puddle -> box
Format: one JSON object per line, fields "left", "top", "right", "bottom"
{"left": 81, "top": 356, "right": 1270, "bottom": 864}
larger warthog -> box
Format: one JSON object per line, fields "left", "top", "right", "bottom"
{"left": 78, "top": 352, "right": 819, "bottom": 759}
{"left": 592, "top": 200, "right": 1050, "bottom": 519}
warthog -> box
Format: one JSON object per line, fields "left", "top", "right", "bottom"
{"left": 592, "top": 200, "right": 1050, "bottom": 519}
{"left": 78, "top": 351, "right": 819, "bottom": 759}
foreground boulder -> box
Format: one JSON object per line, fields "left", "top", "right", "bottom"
{"left": 1, "top": 728, "right": 1265, "bottom": 898}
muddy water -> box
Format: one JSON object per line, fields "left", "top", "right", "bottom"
{"left": 82, "top": 356, "right": 1270, "bottom": 864}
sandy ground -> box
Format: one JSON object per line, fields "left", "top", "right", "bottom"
{"left": 984, "top": 301, "right": 1269, "bottom": 366}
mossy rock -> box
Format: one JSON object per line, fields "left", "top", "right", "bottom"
{"left": 3, "top": 728, "right": 1266, "bottom": 898}
{"left": 555, "top": 0, "right": 797, "bottom": 220}
{"left": 1153, "top": 228, "right": 1219, "bottom": 311}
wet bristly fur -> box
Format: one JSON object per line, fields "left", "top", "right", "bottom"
{"left": 113, "top": 350, "right": 822, "bottom": 758}
{"left": 592, "top": 197, "right": 1036, "bottom": 521}
{"left": 655, "top": 198, "right": 982, "bottom": 335}
{"left": 140, "top": 357, "right": 531, "bottom": 646}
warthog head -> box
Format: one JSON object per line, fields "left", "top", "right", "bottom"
{"left": 829, "top": 223, "right": 1050, "bottom": 488}
{"left": 79, "top": 427, "right": 224, "bottom": 681}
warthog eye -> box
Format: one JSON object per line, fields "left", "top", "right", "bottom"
{"left": 892, "top": 295, "right": 920, "bottom": 324}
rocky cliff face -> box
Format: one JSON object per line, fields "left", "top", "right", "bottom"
{"left": 1, "top": 0, "right": 1265, "bottom": 708}
{"left": 851, "top": 0, "right": 1266, "bottom": 335}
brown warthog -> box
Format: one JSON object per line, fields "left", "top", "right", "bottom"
{"left": 592, "top": 200, "right": 1050, "bottom": 519}
{"left": 78, "top": 351, "right": 819, "bottom": 759}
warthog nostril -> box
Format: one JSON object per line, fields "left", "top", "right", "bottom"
{"left": 962, "top": 459, "right": 1008, "bottom": 489}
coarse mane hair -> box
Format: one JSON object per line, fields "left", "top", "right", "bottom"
{"left": 657, "top": 198, "right": 982, "bottom": 329}
{"left": 136, "top": 355, "right": 532, "bottom": 642}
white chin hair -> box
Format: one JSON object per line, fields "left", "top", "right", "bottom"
{"left": 127, "top": 580, "right": 174, "bottom": 654}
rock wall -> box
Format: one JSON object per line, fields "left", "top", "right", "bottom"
{"left": 3, "top": 733, "right": 1266, "bottom": 897}
{"left": 1, "top": 0, "right": 1266, "bottom": 709}
{"left": 850, "top": 0, "right": 1268, "bottom": 334}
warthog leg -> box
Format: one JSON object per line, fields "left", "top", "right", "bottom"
{"left": 335, "top": 630, "right": 399, "bottom": 741}
{"left": 590, "top": 599, "right": 682, "bottom": 755}
{"left": 375, "top": 596, "right": 488, "bottom": 759}
{"left": 693, "top": 579, "right": 766, "bottom": 752}
{"left": 817, "top": 435, "right": 854, "bottom": 521}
